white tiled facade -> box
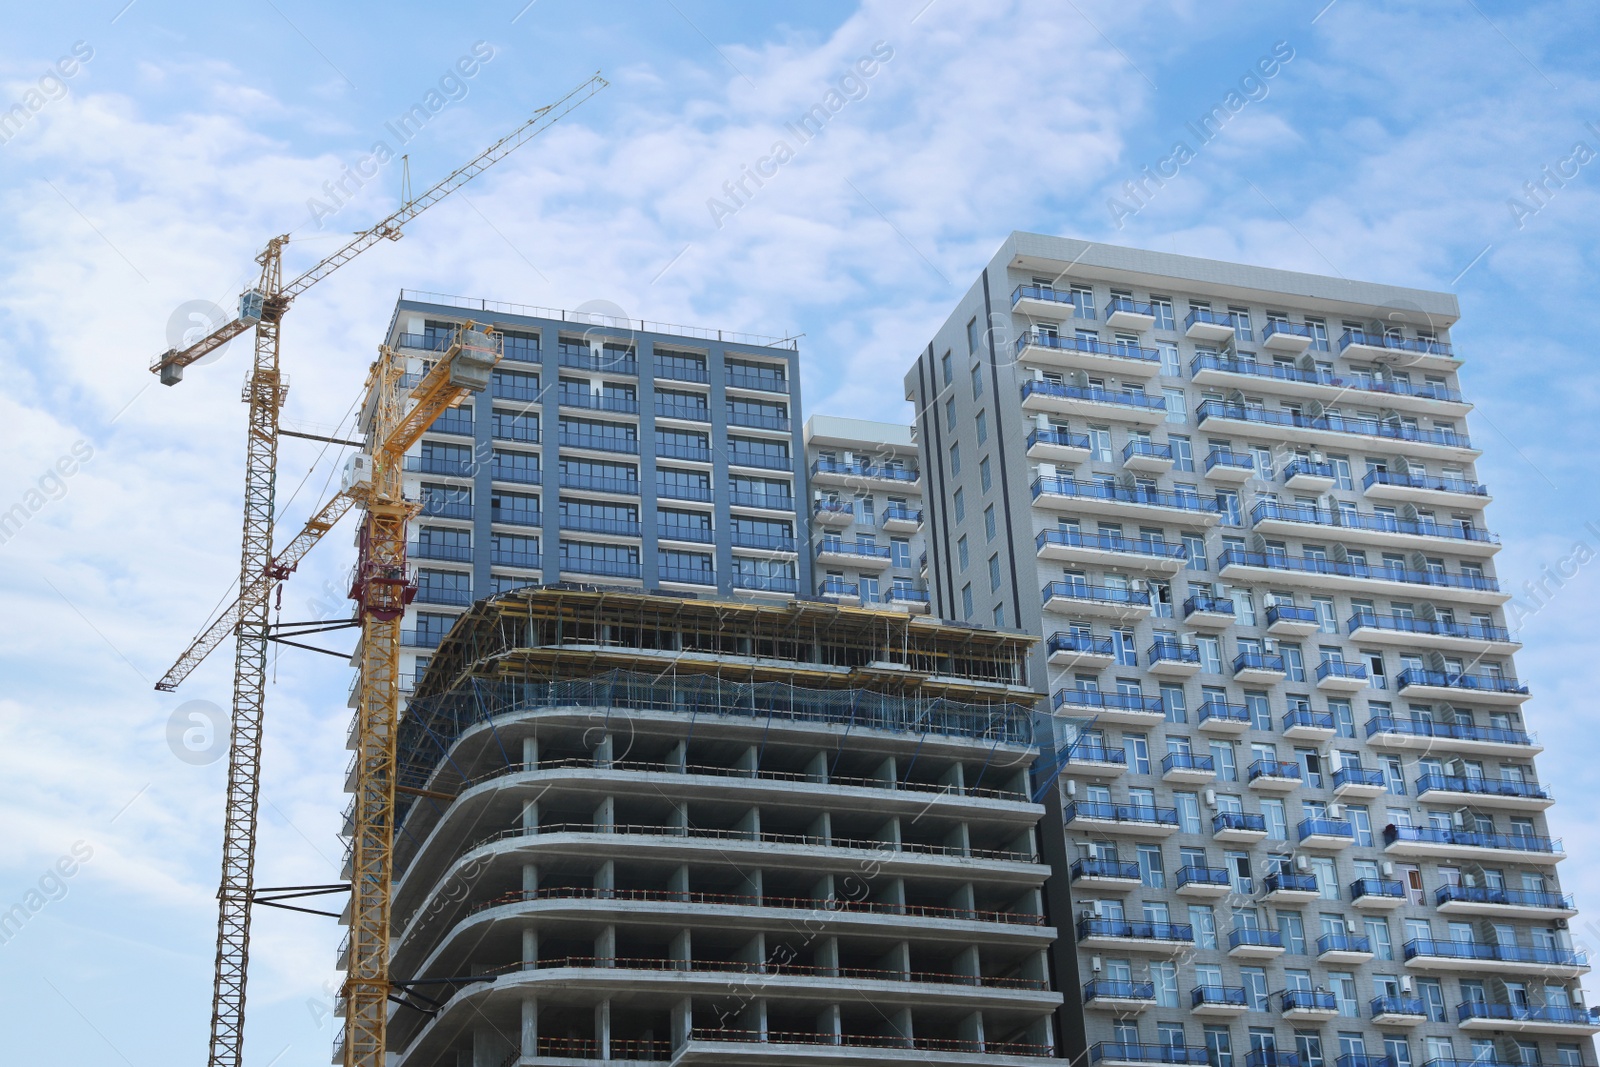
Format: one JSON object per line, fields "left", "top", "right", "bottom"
{"left": 904, "top": 233, "right": 1593, "bottom": 1067}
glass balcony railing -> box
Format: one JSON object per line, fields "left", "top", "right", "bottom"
{"left": 1363, "top": 469, "right": 1487, "bottom": 497}
{"left": 1027, "top": 427, "right": 1093, "bottom": 453}
{"left": 1077, "top": 918, "right": 1193, "bottom": 942}
{"left": 559, "top": 556, "right": 641, "bottom": 579}
{"left": 652, "top": 399, "right": 710, "bottom": 422}
{"left": 1281, "top": 989, "right": 1339, "bottom": 1012}
{"left": 1124, "top": 440, "right": 1174, "bottom": 464}
{"left": 1064, "top": 801, "right": 1179, "bottom": 828}
{"left": 1197, "top": 700, "right": 1251, "bottom": 727}
{"left": 726, "top": 408, "right": 790, "bottom": 432}
{"left": 1316, "top": 932, "right": 1371, "bottom": 955}
{"left": 812, "top": 500, "right": 853, "bottom": 519}
{"left": 490, "top": 463, "right": 540, "bottom": 485}
{"left": 400, "top": 629, "right": 445, "bottom": 649}
{"left": 559, "top": 432, "right": 639, "bottom": 454}
{"left": 1396, "top": 668, "right": 1527, "bottom": 696}
{"left": 1149, "top": 640, "right": 1202, "bottom": 668}
{"left": 1197, "top": 400, "right": 1472, "bottom": 449}
{"left": 558, "top": 473, "right": 640, "bottom": 496}
{"left": 409, "top": 540, "right": 471, "bottom": 563}
{"left": 1250, "top": 500, "right": 1498, "bottom": 544}
{"left": 883, "top": 587, "right": 929, "bottom": 605}
{"left": 1369, "top": 996, "right": 1427, "bottom": 1018}
{"left": 557, "top": 347, "right": 637, "bottom": 375}
{"left": 1262, "top": 320, "right": 1314, "bottom": 344}
{"left": 1203, "top": 447, "right": 1255, "bottom": 474}
{"left": 490, "top": 549, "right": 540, "bottom": 570}
{"left": 1248, "top": 759, "right": 1301, "bottom": 782}
{"left": 1404, "top": 938, "right": 1585, "bottom": 968}
{"left": 730, "top": 572, "right": 798, "bottom": 594}
{"left": 1021, "top": 379, "right": 1168, "bottom": 412}
{"left": 656, "top": 441, "right": 712, "bottom": 462}
{"left": 1091, "top": 1043, "right": 1210, "bottom": 1066}
{"left": 396, "top": 331, "right": 452, "bottom": 352}
{"left": 1184, "top": 308, "right": 1244, "bottom": 333}
{"left": 488, "top": 507, "right": 541, "bottom": 527}
{"left": 1457, "top": 1003, "right": 1595, "bottom": 1025}
{"left": 726, "top": 450, "right": 790, "bottom": 471}
{"left": 1337, "top": 329, "right": 1456, "bottom": 360}
{"left": 1434, "top": 884, "right": 1574, "bottom": 910}
{"left": 1176, "top": 865, "right": 1231, "bottom": 890}
{"left": 1384, "top": 824, "right": 1560, "bottom": 854}
{"left": 728, "top": 530, "right": 793, "bottom": 551}
{"left": 1284, "top": 709, "right": 1336, "bottom": 733}
{"left": 1033, "top": 476, "right": 1218, "bottom": 514}
{"left": 1191, "top": 985, "right": 1248, "bottom": 1009}
{"left": 1217, "top": 549, "right": 1502, "bottom": 593}
{"left": 658, "top": 481, "right": 714, "bottom": 503}
{"left": 1335, "top": 1056, "right": 1393, "bottom": 1067}
{"left": 1107, "top": 295, "right": 1159, "bottom": 321}
{"left": 1015, "top": 331, "right": 1160, "bottom": 365}
{"left": 816, "top": 540, "right": 892, "bottom": 560}
{"left": 1347, "top": 610, "right": 1511, "bottom": 643}
{"left": 1047, "top": 631, "right": 1115, "bottom": 659}
{"left": 811, "top": 458, "right": 918, "bottom": 482}
{"left": 557, "top": 390, "right": 639, "bottom": 414}
{"left": 1042, "top": 581, "right": 1153, "bottom": 608}
{"left": 1263, "top": 872, "right": 1317, "bottom": 894}
{"left": 415, "top": 585, "right": 472, "bottom": 607}
{"left": 1051, "top": 689, "right": 1163, "bottom": 714}
{"left": 1228, "top": 928, "right": 1284, "bottom": 951}
{"left": 817, "top": 578, "right": 860, "bottom": 598}
{"left": 1161, "top": 751, "right": 1215, "bottom": 775}
{"left": 1316, "top": 660, "right": 1368, "bottom": 684}
{"left": 1183, "top": 594, "right": 1235, "bottom": 618}
{"left": 1071, "top": 858, "right": 1140, "bottom": 882}
{"left": 1298, "top": 817, "right": 1354, "bottom": 842}
{"left": 1189, "top": 352, "right": 1464, "bottom": 404}
{"left": 1011, "top": 284, "right": 1089, "bottom": 315}
{"left": 727, "top": 492, "right": 794, "bottom": 511}
{"left": 1416, "top": 774, "right": 1549, "bottom": 800}
{"left": 1213, "top": 812, "right": 1267, "bottom": 834}
{"left": 406, "top": 455, "right": 473, "bottom": 477}
{"left": 658, "top": 565, "right": 715, "bottom": 585}
{"left": 1233, "top": 651, "right": 1286, "bottom": 675}
{"left": 1349, "top": 877, "right": 1406, "bottom": 902}
{"left": 725, "top": 371, "right": 789, "bottom": 394}
{"left": 558, "top": 515, "right": 640, "bottom": 537}
{"left": 881, "top": 506, "right": 922, "bottom": 526}
{"left": 1036, "top": 527, "right": 1188, "bottom": 560}
{"left": 1366, "top": 715, "right": 1535, "bottom": 748}
{"left": 1332, "top": 766, "right": 1385, "bottom": 790}
{"left": 1281, "top": 458, "right": 1337, "bottom": 482}
{"left": 1061, "top": 742, "right": 1127, "bottom": 767}
{"left": 1082, "top": 979, "right": 1155, "bottom": 1002}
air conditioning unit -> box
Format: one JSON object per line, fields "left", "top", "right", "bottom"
{"left": 1329, "top": 803, "right": 1344, "bottom": 819}
{"left": 1556, "top": 918, "right": 1570, "bottom": 930}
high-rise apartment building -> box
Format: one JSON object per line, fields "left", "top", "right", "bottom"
{"left": 381, "top": 292, "right": 811, "bottom": 689}
{"left": 377, "top": 585, "right": 1059, "bottom": 1065}
{"left": 904, "top": 234, "right": 1594, "bottom": 1067}
{"left": 803, "top": 415, "right": 931, "bottom": 611}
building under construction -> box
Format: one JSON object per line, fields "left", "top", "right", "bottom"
{"left": 374, "top": 584, "right": 1061, "bottom": 1065}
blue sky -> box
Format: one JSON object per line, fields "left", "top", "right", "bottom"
{"left": 3, "top": 0, "right": 1600, "bottom": 1062}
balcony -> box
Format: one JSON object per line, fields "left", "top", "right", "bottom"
{"left": 725, "top": 408, "right": 790, "bottom": 432}
{"left": 557, "top": 347, "right": 637, "bottom": 375}
{"left": 1249, "top": 500, "right": 1500, "bottom": 557}
{"left": 730, "top": 572, "right": 799, "bottom": 595}
{"left": 653, "top": 398, "right": 710, "bottom": 423}
{"left": 1147, "top": 640, "right": 1202, "bottom": 679}
{"left": 1348, "top": 878, "right": 1407, "bottom": 911}
{"left": 1261, "top": 872, "right": 1320, "bottom": 904}
{"left": 1261, "top": 320, "right": 1315, "bottom": 352}
{"left": 1188, "top": 352, "right": 1469, "bottom": 416}
{"left": 1196, "top": 401, "right": 1477, "bottom": 460}
{"left": 429, "top": 414, "right": 474, "bottom": 438}
{"left": 395, "top": 331, "right": 451, "bottom": 352}
{"left": 1183, "top": 307, "right": 1242, "bottom": 342}
{"left": 1216, "top": 549, "right": 1507, "bottom": 606}
{"left": 1013, "top": 331, "right": 1162, "bottom": 378}
{"left": 1232, "top": 650, "right": 1286, "bottom": 684}
{"left": 657, "top": 441, "right": 712, "bottom": 463}
{"left": 1366, "top": 715, "right": 1540, "bottom": 757}
{"left": 1263, "top": 603, "right": 1318, "bottom": 637}
{"left": 1056, "top": 741, "right": 1128, "bottom": 780}
{"left": 1081, "top": 980, "right": 1157, "bottom": 1011}
{"left": 1036, "top": 527, "right": 1186, "bottom": 574}
{"left": 1299, "top": 818, "right": 1355, "bottom": 850}
{"left": 416, "top": 584, "right": 472, "bottom": 607}
{"left": 659, "top": 565, "right": 715, "bottom": 587}
{"left": 1395, "top": 668, "right": 1529, "bottom": 705}
{"left": 1282, "top": 458, "right": 1337, "bottom": 491}
{"left": 409, "top": 540, "right": 472, "bottom": 563}
{"left": 1337, "top": 1057, "right": 1394, "bottom": 1067}
{"left": 1011, "top": 283, "right": 1086, "bottom": 321}
{"left": 557, "top": 389, "right": 639, "bottom": 415}
{"left": 1123, "top": 439, "right": 1174, "bottom": 473}
{"left": 1363, "top": 468, "right": 1490, "bottom": 509}
{"left": 1369, "top": 996, "right": 1429, "bottom": 1026}
{"left": 1313, "top": 659, "right": 1369, "bottom": 693}
{"left": 658, "top": 481, "right": 713, "bottom": 503}
{"left": 815, "top": 539, "right": 893, "bottom": 570}
{"left": 1042, "top": 580, "right": 1152, "bottom": 621}
{"left": 1197, "top": 700, "right": 1251, "bottom": 736}
{"left": 1106, "top": 296, "right": 1160, "bottom": 331}
{"left": 490, "top": 549, "right": 541, "bottom": 571}
{"left": 1332, "top": 766, "right": 1386, "bottom": 800}
{"left": 1383, "top": 824, "right": 1563, "bottom": 865}
{"left": 401, "top": 629, "right": 444, "bottom": 650}
{"left": 420, "top": 497, "right": 473, "bottom": 521}
{"left": 1182, "top": 594, "right": 1235, "bottom": 628}
{"left": 880, "top": 587, "right": 930, "bottom": 613}
{"left": 1052, "top": 687, "right": 1165, "bottom": 727}
{"left": 1070, "top": 858, "right": 1142, "bottom": 891}
{"left": 1338, "top": 328, "right": 1459, "bottom": 371}
{"left": 725, "top": 449, "right": 790, "bottom": 471}
{"left": 559, "top": 556, "right": 641, "bottom": 580}
{"left": 1434, "top": 884, "right": 1577, "bottom": 919}
{"left": 489, "top": 463, "right": 541, "bottom": 486}
{"left": 558, "top": 431, "right": 639, "bottom": 455}
{"left": 490, "top": 508, "right": 541, "bottom": 528}
{"left": 724, "top": 370, "right": 789, "bottom": 394}
{"left": 1282, "top": 708, "right": 1336, "bottom": 741}
{"left": 1190, "top": 985, "right": 1249, "bottom": 1017}
{"left": 1202, "top": 447, "right": 1255, "bottom": 484}
{"left": 811, "top": 500, "right": 853, "bottom": 527}
{"left": 1175, "top": 865, "right": 1232, "bottom": 899}
{"left": 727, "top": 492, "right": 794, "bottom": 512}
{"left": 1402, "top": 938, "right": 1587, "bottom": 977}
{"left": 1347, "top": 610, "right": 1518, "bottom": 655}
{"left": 659, "top": 523, "right": 716, "bottom": 546}
{"left": 1316, "top": 932, "right": 1374, "bottom": 964}
{"left": 1212, "top": 811, "right": 1268, "bottom": 844}
{"left": 1090, "top": 1042, "right": 1212, "bottom": 1067}
{"left": 1161, "top": 751, "right": 1216, "bottom": 785}
{"left": 1032, "top": 476, "right": 1220, "bottom": 525}
{"left": 880, "top": 505, "right": 922, "bottom": 532}
{"left": 1063, "top": 801, "right": 1179, "bottom": 839}
{"left": 558, "top": 473, "right": 640, "bottom": 496}
{"left": 810, "top": 457, "right": 920, "bottom": 490}
{"left": 405, "top": 455, "right": 473, "bottom": 478}
{"left": 1046, "top": 631, "right": 1116, "bottom": 670}
{"left": 1020, "top": 379, "right": 1168, "bottom": 425}
{"left": 559, "top": 515, "right": 641, "bottom": 538}
{"left": 1456, "top": 1002, "right": 1600, "bottom": 1036}
{"left": 1227, "top": 927, "right": 1285, "bottom": 959}
{"left": 816, "top": 578, "right": 860, "bottom": 603}
{"left": 1026, "top": 426, "right": 1093, "bottom": 464}
{"left": 1076, "top": 918, "right": 1193, "bottom": 953}
{"left": 1247, "top": 759, "right": 1301, "bottom": 792}
{"left": 1280, "top": 988, "right": 1340, "bottom": 1020}
{"left": 1415, "top": 773, "right": 1552, "bottom": 811}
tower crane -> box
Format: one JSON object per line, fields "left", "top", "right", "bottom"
{"left": 150, "top": 75, "right": 607, "bottom": 1067}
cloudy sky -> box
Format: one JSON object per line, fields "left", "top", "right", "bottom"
{"left": 3, "top": 0, "right": 1600, "bottom": 1062}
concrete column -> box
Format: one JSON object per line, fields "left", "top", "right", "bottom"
{"left": 945, "top": 821, "right": 972, "bottom": 858}
{"left": 873, "top": 755, "right": 897, "bottom": 788}
{"left": 948, "top": 881, "right": 976, "bottom": 917}
{"left": 521, "top": 863, "right": 539, "bottom": 893}
{"left": 521, "top": 798, "right": 539, "bottom": 830}
{"left": 816, "top": 1003, "right": 842, "bottom": 1045}
{"left": 880, "top": 940, "right": 910, "bottom": 981}
{"left": 736, "top": 744, "right": 759, "bottom": 776}
{"left": 595, "top": 998, "right": 612, "bottom": 1061}
{"left": 670, "top": 928, "right": 691, "bottom": 969}
{"left": 669, "top": 800, "right": 689, "bottom": 835}
{"left": 669, "top": 863, "right": 690, "bottom": 899}
{"left": 593, "top": 795, "right": 615, "bottom": 831}
{"left": 520, "top": 996, "right": 538, "bottom": 1059}
{"left": 954, "top": 944, "right": 980, "bottom": 985}
{"left": 959, "top": 1011, "right": 985, "bottom": 1052}
{"left": 940, "top": 761, "right": 966, "bottom": 795}
{"left": 521, "top": 735, "right": 539, "bottom": 771}
{"left": 737, "top": 868, "right": 763, "bottom": 903}
{"left": 887, "top": 1007, "right": 913, "bottom": 1047}
{"left": 808, "top": 811, "right": 832, "bottom": 846}
{"left": 816, "top": 936, "right": 839, "bottom": 977}
{"left": 812, "top": 873, "right": 835, "bottom": 905}
{"left": 593, "top": 732, "right": 614, "bottom": 768}
{"left": 594, "top": 860, "right": 615, "bottom": 894}
{"left": 595, "top": 924, "right": 616, "bottom": 966}
{"left": 670, "top": 997, "right": 692, "bottom": 1049}
{"left": 805, "top": 750, "right": 828, "bottom": 784}
{"left": 521, "top": 928, "right": 539, "bottom": 966}
{"left": 667, "top": 739, "right": 687, "bottom": 773}
{"left": 735, "top": 805, "right": 760, "bottom": 840}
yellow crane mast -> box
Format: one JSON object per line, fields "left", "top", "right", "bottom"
{"left": 149, "top": 75, "right": 607, "bottom": 1067}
